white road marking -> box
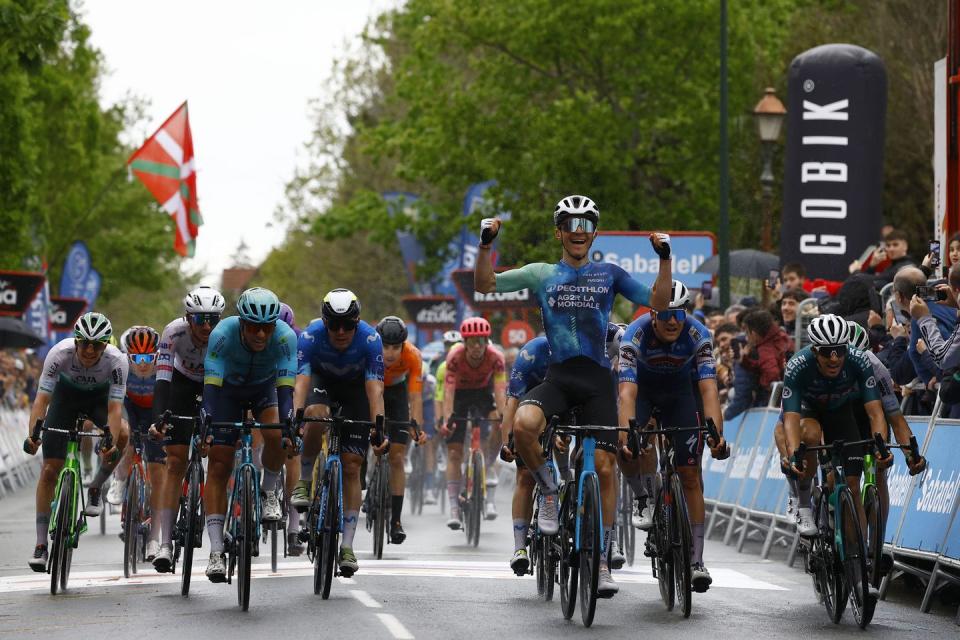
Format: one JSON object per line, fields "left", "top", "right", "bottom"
{"left": 0, "top": 559, "right": 786, "bottom": 593}
{"left": 350, "top": 589, "right": 382, "bottom": 608}
{"left": 376, "top": 613, "right": 414, "bottom": 639}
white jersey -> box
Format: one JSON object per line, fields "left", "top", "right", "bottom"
{"left": 38, "top": 338, "right": 128, "bottom": 402}
{"left": 863, "top": 349, "right": 901, "bottom": 416}
{"left": 156, "top": 317, "right": 207, "bottom": 383}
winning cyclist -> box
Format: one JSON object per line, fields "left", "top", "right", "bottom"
{"left": 378, "top": 315, "right": 427, "bottom": 544}
{"left": 200, "top": 287, "right": 297, "bottom": 582}
{"left": 23, "top": 312, "right": 128, "bottom": 570}
{"left": 439, "top": 317, "right": 506, "bottom": 529}
{"left": 617, "top": 281, "right": 729, "bottom": 592}
{"left": 474, "top": 195, "right": 672, "bottom": 597}
{"left": 500, "top": 335, "right": 549, "bottom": 574}
{"left": 149, "top": 285, "right": 225, "bottom": 570}
{"left": 293, "top": 289, "right": 384, "bottom": 577}
{"left": 109, "top": 326, "right": 167, "bottom": 566}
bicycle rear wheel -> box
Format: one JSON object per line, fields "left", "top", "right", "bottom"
{"left": 123, "top": 467, "right": 141, "bottom": 578}
{"left": 469, "top": 453, "right": 483, "bottom": 547}
{"left": 578, "top": 474, "right": 601, "bottom": 628}
{"left": 839, "top": 487, "right": 873, "bottom": 628}
{"left": 320, "top": 463, "right": 341, "bottom": 599}
{"left": 618, "top": 479, "right": 635, "bottom": 566}
{"left": 50, "top": 472, "right": 75, "bottom": 595}
{"left": 558, "top": 486, "right": 578, "bottom": 620}
{"left": 543, "top": 533, "right": 556, "bottom": 601}
{"left": 410, "top": 446, "right": 424, "bottom": 516}
{"left": 670, "top": 473, "right": 693, "bottom": 618}
{"left": 863, "top": 484, "right": 885, "bottom": 589}
{"left": 237, "top": 467, "right": 255, "bottom": 611}
{"left": 180, "top": 461, "right": 203, "bottom": 596}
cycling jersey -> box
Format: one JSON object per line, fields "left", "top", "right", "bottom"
{"left": 494, "top": 261, "right": 652, "bottom": 368}
{"left": 782, "top": 346, "right": 880, "bottom": 414}
{"left": 443, "top": 343, "right": 506, "bottom": 394}
{"left": 618, "top": 315, "right": 716, "bottom": 385}
{"left": 434, "top": 360, "right": 447, "bottom": 403}
{"left": 863, "top": 349, "right": 900, "bottom": 416}
{"left": 297, "top": 319, "right": 384, "bottom": 382}
{"left": 508, "top": 337, "right": 550, "bottom": 399}
{"left": 384, "top": 342, "right": 423, "bottom": 394}
{"left": 126, "top": 368, "right": 156, "bottom": 409}
{"left": 204, "top": 316, "right": 298, "bottom": 388}
{"left": 38, "top": 338, "right": 128, "bottom": 401}
{"left": 156, "top": 318, "right": 206, "bottom": 383}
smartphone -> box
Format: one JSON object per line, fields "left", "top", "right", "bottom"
{"left": 914, "top": 284, "right": 948, "bottom": 302}
{"left": 701, "top": 280, "right": 713, "bottom": 300}
{"left": 767, "top": 269, "right": 780, "bottom": 290}
{"left": 731, "top": 340, "right": 741, "bottom": 360}
{"left": 930, "top": 240, "right": 942, "bottom": 268}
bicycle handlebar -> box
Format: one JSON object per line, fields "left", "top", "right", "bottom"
{"left": 624, "top": 417, "right": 726, "bottom": 460}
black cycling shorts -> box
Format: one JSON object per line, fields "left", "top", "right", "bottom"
{"left": 519, "top": 357, "right": 618, "bottom": 454}
{"left": 446, "top": 387, "right": 496, "bottom": 445}
{"left": 163, "top": 370, "right": 203, "bottom": 447}
{"left": 384, "top": 381, "right": 411, "bottom": 446}
{"left": 124, "top": 398, "right": 166, "bottom": 464}
{"left": 208, "top": 378, "right": 278, "bottom": 447}
{"left": 634, "top": 373, "right": 703, "bottom": 467}
{"left": 309, "top": 373, "right": 372, "bottom": 457}
{"left": 801, "top": 401, "right": 866, "bottom": 477}
{"left": 42, "top": 383, "right": 109, "bottom": 460}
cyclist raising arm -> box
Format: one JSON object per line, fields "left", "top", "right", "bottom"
{"left": 24, "top": 313, "right": 128, "bottom": 570}
{"left": 474, "top": 195, "right": 672, "bottom": 598}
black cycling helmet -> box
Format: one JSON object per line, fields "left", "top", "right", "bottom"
{"left": 321, "top": 288, "right": 361, "bottom": 320}
{"left": 376, "top": 316, "right": 408, "bottom": 345}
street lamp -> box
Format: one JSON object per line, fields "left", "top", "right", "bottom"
{"left": 752, "top": 87, "right": 786, "bottom": 253}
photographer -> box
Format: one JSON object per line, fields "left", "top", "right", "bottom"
{"left": 910, "top": 263, "right": 960, "bottom": 410}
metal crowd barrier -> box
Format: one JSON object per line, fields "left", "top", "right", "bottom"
{"left": 0, "top": 407, "right": 39, "bottom": 497}
{"left": 704, "top": 402, "right": 960, "bottom": 623}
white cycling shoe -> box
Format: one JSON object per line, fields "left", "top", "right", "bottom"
{"left": 597, "top": 563, "right": 619, "bottom": 598}
{"left": 205, "top": 552, "right": 226, "bottom": 583}
{"left": 261, "top": 491, "right": 283, "bottom": 522}
{"left": 632, "top": 499, "right": 654, "bottom": 531}
{"left": 796, "top": 507, "right": 817, "bottom": 537}
{"left": 106, "top": 480, "right": 125, "bottom": 506}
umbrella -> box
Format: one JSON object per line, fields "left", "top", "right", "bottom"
{"left": 696, "top": 249, "right": 779, "bottom": 279}
{"left": 0, "top": 316, "right": 45, "bottom": 349}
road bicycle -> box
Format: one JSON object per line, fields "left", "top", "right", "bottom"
{"left": 121, "top": 427, "right": 151, "bottom": 578}
{"left": 617, "top": 472, "right": 635, "bottom": 567}
{"left": 209, "top": 417, "right": 292, "bottom": 611}
{"left": 449, "top": 413, "right": 501, "bottom": 547}
{"left": 157, "top": 411, "right": 206, "bottom": 596}
{"left": 30, "top": 416, "right": 112, "bottom": 595}
{"left": 298, "top": 407, "right": 383, "bottom": 599}
{"left": 408, "top": 438, "right": 426, "bottom": 516}
{"left": 551, "top": 417, "right": 637, "bottom": 627}
{"left": 366, "top": 418, "right": 418, "bottom": 558}
{"left": 635, "top": 416, "right": 724, "bottom": 619}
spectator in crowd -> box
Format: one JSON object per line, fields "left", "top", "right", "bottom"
{"left": 704, "top": 310, "right": 725, "bottom": 333}
{"left": 723, "top": 304, "right": 745, "bottom": 326}
{"left": 862, "top": 230, "right": 917, "bottom": 286}
{"left": 739, "top": 309, "right": 790, "bottom": 400}
{"left": 911, "top": 263, "right": 960, "bottom": 406}
{"left": 712, "top": 322, "right": 739, "bottom": 404}
{"left": 780, "top": 262, "right": 843, "bottom": 298}
{"left": 776, "top": 288, "right": 806, "bottom": 335}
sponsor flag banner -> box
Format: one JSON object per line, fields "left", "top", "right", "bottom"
{"left": 59, "top": 241, "right": 92, "bottom": 299}
{"left": 450, "top": 268, "right": 536, "bottom": 310}
{"left": 588, "top": 232, "right": 716, "bottom": 290}
{"left": 49, "top": 297, "right": 88, "bottom": 332}
{"left": 401, "top": 296, "right": 458, "bottom": 330}
{"left": 0, "top": 271, "right": 46, "bottom": 317}
{"left": 23, "top": 278, "right": 52, "bottom": 349}
{"left": 781, "top": 44, "right": 886, "bottom": 280}
{"left": 80, "top": 269, "right": 101, "bottom": 310}
{"left": 128, "top": 102, "right": 201, "bottom": 257}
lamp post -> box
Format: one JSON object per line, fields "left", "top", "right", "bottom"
{"left": 752, "top": 87, "right": 786, "bottom": 253}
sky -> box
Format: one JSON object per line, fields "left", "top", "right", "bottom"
{"left": 82, "top": 0, "right": 396, "bottom": 281}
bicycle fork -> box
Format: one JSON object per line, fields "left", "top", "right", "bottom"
{"left": 574, "top": 438, "right": 603, "bottom": 553}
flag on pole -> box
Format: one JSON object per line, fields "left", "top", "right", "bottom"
{"left": 128, "top": 102, "right": 201, "bottom": 257}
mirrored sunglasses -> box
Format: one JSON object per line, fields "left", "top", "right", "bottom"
{"left": 129, "top": 353, "right": 157, "bottom": 365}
{"left": 558, "top": 217, "right": 596, "bottom": 233}
{"left": 656, "top": 309, "right": 687, "bottom": 323}
{"left": 189, "top": 313, "right": 221, "bottom": 327}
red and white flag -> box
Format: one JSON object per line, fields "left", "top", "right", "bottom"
{"left": 128, "top": 102, "right": 201, "bottom": 257}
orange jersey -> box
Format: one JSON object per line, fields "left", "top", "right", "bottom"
{"left": 383, "top": 342, "right": 423, "bottom": 394}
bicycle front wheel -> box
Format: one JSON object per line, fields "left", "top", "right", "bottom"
{"left": 320, "top": 463, "right": 341, "bottom": 599}
{"left": 653, "top": 486, "right": 675, "bottom": 611}
{"left": 670, "top": 473, "right": 693, "bottom": 619}
{"left": 374, "top": 458, "right": 389, "bottom": 559}
{"left": 180, "top": 461, "right": 203, "bottom": 596}
{"left": 618, "top": 479, "right": 635, "bottom": 566}
{"left": 863, "top": 484, "right": 885, "bottom": 590}
{"left": 469, "top": 453, "right": 483, "bottom": 547}
{"left": 237, "top": 467, "right": 255, "bottom": 611}
{"left": 558, "top": 486, "right": 578, "bottom": 620}
{"left": 50, "top": 471, "right": 75, "bottom": 595}
{"left": 578, "top": 475, "right": 601, "bottom": 628}
{"left": 839, "top": 487, "right": 873, "bottom": 628}
{"left": 123, "top": 467, "right": 141, "bottom": 578}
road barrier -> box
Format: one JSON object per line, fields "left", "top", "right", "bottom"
{"left": 704, "top": 406, "right": 960, "bottom": 623}
{"left": 0, "top": 408, "right": 39, "bottom": 498}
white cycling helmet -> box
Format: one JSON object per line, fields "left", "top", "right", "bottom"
{"left": 74, "top": 311, "right": 113, "bottom": 343}
{"left": 442, "top": 330, "right": 463, "bottom": 346}
{"left": 669, "top": 280, "right": 690, "bottom": 309}
{"left": 807, "top": 314, "right": 849, "bottom": 347}
{"left": 847, "top": 320, "right": 869, "bottom": 350}
{"left": 553, "top": 195, "right": 599, "bottom": 227}
{"left": 183, "top": 285, "right": 225, "bottom": 314}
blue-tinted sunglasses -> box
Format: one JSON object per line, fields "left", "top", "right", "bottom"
{"left": 129, "top": 353, "right": 157, "bottom": 365}
{"left": 656, "top": 309, "right": 686, "bottom": 323}
{"left": 189, "top": 313, "right": 221, "bottom": 327}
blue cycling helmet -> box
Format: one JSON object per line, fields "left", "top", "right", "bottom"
{"left": 236, "top": 287, "right": 281, "bottom": 323}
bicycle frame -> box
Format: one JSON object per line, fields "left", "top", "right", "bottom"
{"left": 51, "top": 438, "right": 86, "bottom": 544}
{"left": 317, "top": 431, "right": 344, "bottom": 541}
{"left": 226, "top": 431, "right": 263, "bottom": 547}
{"left": 575, "top": 435, "right": 601, "bottom": 553}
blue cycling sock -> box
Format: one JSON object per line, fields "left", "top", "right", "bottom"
{"left": 533, "top": 464, "right": 558, "bottom": 495}
{"left": 342, "top": 510, "right": 359, "bottom": 547}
